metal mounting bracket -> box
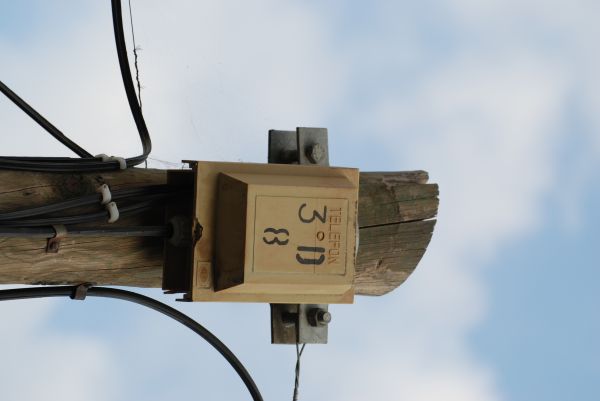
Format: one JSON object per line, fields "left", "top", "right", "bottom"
{"left": 268, "top": 127, "right": 329, "bottom": 166}
{"left": 271, "top": 303, "right": 331, "bottom": 344}
{"left": 268, "top": 127, "right": 332, "bottom": 344}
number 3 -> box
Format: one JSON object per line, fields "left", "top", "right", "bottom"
{"left": 298, "top": 203, "right": 327, "bottom": 224}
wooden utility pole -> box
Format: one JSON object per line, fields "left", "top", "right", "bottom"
{"left": 0, "top": 168, "right": 438, "bottom": 296}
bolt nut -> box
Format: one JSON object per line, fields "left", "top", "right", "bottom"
{"left": 307, "top": 308, "right": 332, "bottom": 326}
{"left": 306, "top": 144, "right": 325, "bottom": 164}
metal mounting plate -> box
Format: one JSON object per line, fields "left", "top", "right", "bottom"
{"left": 271, "top": 303, "right": 329, "bottom": 344}
{"left": 269, "top": 127, "right": 334, "bottom": 344}
{"left": 268, "top": 128, "right": 329, "bottom": 166}
{"left": 268, "top": 130, "right": 297, "bottom": 164}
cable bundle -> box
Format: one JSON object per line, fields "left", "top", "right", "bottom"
{"left": 0, "top": 2, "right": 266, "bottom": 399}
{"left": 0, "top": 184, "right": 190, "bottom": 238}
{"left": 0, "top": 0, "right": 168, "bottom": 236}
{"left": 0, "top": 0, "right": 150, "bottom": 172}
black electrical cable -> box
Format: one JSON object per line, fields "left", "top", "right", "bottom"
{"left": 0, "top": 197, "right": 171, "bottom": 227}
{"left": 0, "top": 189, "right": 185, "bottom": 224}
{"left": 110, "top": 0, "right": 152, "bottom": 168}
{"left": 0, "top": 226, "right": 169, "bottom": 238}
{"left": 0, "top": 158, "right": 113, "bottom": 172}
{"left": 0, "top": 0, "right": 152, "bottom": 172}
{"left": 0, "top": 185, "right": 187, "bottom": 221}
{"left": 0, "top": 286, "right": 264, "bottom": 401}
{"left": 0, "top": 184, "right": 189, "bottom": 238}
{"left": 0, "top": 80, "right": 93, "bottom": 158}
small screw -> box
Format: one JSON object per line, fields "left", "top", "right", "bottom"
{"left": 306, "top": 144, "right": 325, "bottom": 164}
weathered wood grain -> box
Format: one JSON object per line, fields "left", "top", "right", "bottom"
{"left": 358, "top": 172, "right": 438, "bottom": 226}
{"left": 354, "top": 172, "right": 438, "bottom": 295}
{"left": 355, "top": 220, "right": 436, "bottom": 295}
{"left": 0, "top": 169, "right": 438, "bottom": 296}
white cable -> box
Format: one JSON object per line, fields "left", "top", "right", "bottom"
{"left": 52, "top": 224, "right": 68, "bottom": 239}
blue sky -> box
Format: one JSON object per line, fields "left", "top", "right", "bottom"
{"left": 1, "top": 1, "right": 599, "bottom": 400}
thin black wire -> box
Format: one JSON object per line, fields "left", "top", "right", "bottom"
{"left": 127, "top": 0, "right": 143, "bottom": 109}
{"left": 0, "top": 0, "right": 152, "bottom": 172}
{"left": 293, "top": 343, "right": 306, "bottom": 401}
{"left": 111, "top": 0, "right": 151, "bottom": 168}
{"left": 0, "top": 286, "right": 263, "bottom": 401}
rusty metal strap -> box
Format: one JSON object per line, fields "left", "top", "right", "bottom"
{"left": 46, "top": 224, "right": 67, "bottom": 253}
{"left": 70, "top": 283, "right": 93, "bottom": 301}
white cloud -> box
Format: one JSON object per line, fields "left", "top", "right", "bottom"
{"left": 0, "top": 298, "right": 118, "bottom": 401}
{"left": 325, "top": 355, "right": 500, "bottom": 401}
{"left": 323, "top": 3, "right": 599, "bottom": 400}
{"left": 126, "top": 0, "right": 345, "bottom": 163}
{"left": 390, "top": 56, "right": 568, "bottom": 251}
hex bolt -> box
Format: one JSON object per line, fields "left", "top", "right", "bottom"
{"left": 307, "top": 308, "right": 332, "bottom": 326}
{"left": 306, "top": 144, "right": 325, "bottom": 164}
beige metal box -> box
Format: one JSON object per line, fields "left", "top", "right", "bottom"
{"left": 167, "top": 161, "right": 359, "bottom": 304}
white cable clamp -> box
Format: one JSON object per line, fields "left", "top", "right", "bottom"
{"left": 96, "top": 184, "right": 112, "bottom": 205}
{"left": 106, "top": 201, "right": 120, "bottom": 223}
{"left": 52, "top": 224, "right": 68, "bottom": 238}
{"left": 96, "top": 153, "right": 127, "bottom": 170}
